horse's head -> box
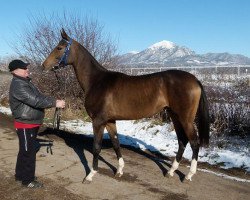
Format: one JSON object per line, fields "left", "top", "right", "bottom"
{"left": 42, "top": 29, "right": 74, "bottom": 71}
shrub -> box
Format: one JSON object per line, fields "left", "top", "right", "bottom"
{"left": 205, "top": 75, "right": 249, "bottom": 137}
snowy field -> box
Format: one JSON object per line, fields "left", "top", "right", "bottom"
{"left": 1, "top": 106, "right": 249, "bottom": 178}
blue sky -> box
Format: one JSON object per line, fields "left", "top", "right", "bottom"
{"left": 0, "top": 0, "right": 250, "bottom": 57}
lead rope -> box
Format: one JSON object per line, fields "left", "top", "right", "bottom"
{"left": 53, "top": 68, "right": 63, "bottom": 131}
{"left": 45, "top": 107, "right": 61, "bottom": 155}
{"left": 53, "top": 107, "right": 61, "bottom": 130}
{"left": 44, "top": 107, "right": 61, "bottom": 155}
{"left": 44, "top": 102, "right": 62, "bottom": 155}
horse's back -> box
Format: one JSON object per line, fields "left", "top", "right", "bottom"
{"left": 115, "top": 69, "right": 198, "bottom": 84}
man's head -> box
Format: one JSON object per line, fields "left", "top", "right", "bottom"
{"left": 8, "top": 59, "right": 30, "bottom": 78}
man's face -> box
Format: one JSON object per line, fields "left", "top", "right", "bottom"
{"left": 13, "top": 68, "right": 29, "bottom": 78}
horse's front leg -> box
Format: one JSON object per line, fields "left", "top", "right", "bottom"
{"left": 84, "top": 120, "right": 104, "bottom": 183}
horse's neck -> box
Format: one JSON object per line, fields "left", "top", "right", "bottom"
{"left": 72, "top": 44, "right": 107, "bottom": 93}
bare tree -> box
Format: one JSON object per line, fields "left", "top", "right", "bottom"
{"left": 10, "top": 11, "right": 119, "bottom": 111}
{"left": 12, "top": 11, "right": 118, "bottom": 67}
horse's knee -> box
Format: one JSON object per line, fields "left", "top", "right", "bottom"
{"left": 111, "top": 138, "right": 120, "bottom": 150}
{"left": 92, "top": 137, "right": 103, "bottom": 167}
{"left": 93, "top": 140, "right": 102, "bottom": 150}
{"left": 93, "top": 143, "right": 102, "bottom": 156}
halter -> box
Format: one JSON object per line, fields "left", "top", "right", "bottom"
{"left": 53, "top": 38, "right": 73, "bottom": 70}
{"left": 52, "top": 39, "right": 72, "bottom": 129}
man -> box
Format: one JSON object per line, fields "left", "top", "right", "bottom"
{"left": 8, "top": 59, "right": 65, "bottom": 188}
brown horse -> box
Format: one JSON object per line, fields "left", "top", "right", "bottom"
{"left": 43, "top": 29, "right": 209, "bottom": 183}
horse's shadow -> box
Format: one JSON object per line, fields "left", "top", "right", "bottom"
{"left": 38, "top": 127, "right": 185, "bottom": 182}
{"left": 36, "top": 138, "right": 53, "bottom": 154}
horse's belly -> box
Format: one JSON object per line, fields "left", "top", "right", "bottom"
{"left": 110, "top": 101, "right": 166, "bottom": 120}
{"left": 106, "top": 84, "right": 168, "bottom": 120}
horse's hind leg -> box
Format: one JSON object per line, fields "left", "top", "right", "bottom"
{"left": 167, "top": 112, "right": 188, "bottom": 177}
{"left": 106, "top": 121, "right": 125, "bottom": 177}
{"left": 184, "top": 123, "right": 199, "bottom": 181}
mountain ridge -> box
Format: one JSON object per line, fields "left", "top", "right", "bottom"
{"left": 117, "top": 41, "right": 250, "bottom": 67}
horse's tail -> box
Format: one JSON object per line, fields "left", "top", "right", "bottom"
{"left": 197, "top": 81, "right": 210, "bottom": 147}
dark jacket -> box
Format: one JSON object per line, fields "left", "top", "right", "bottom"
{"left": 9, "top": 74, "right": 56, "bottom": 124}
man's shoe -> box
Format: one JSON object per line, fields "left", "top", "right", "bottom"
{"left": 24, "top": 180, "right": 43, "bottom": 188}
{"left": 16, "top": 176, "right": 37, "bottom": 183}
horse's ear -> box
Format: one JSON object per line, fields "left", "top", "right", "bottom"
{"left": 61, "top": 28, "right": 69, "bottom": 41}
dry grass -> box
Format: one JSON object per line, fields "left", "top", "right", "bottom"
{"left": 44, "top": 107, "right": 91, "bottom": 123}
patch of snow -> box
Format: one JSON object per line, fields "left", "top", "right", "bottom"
{"left": 129, "top": 51, "right": 139, "bottom": 54}
{"left": 149, "top": 40, "right": 175, "bottom": 50}
{"left": 198, "top": 168, "right": 250, "bottom": 183}
{"left": 0, "top": 106, "right": 11, "bottom": 115}
{"left": 216, "top": 61, "right": 230, "bottom": 66}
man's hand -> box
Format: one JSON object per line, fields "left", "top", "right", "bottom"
{"left": 56, "top": 100, "right": 65, "bottom": 108}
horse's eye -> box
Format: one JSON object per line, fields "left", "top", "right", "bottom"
{"left": 57, "top": 47, "right": 62, "bottom": 51}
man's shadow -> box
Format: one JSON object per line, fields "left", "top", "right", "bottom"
{"left": 38, "top": 127, "right": 185, "bottom": 181}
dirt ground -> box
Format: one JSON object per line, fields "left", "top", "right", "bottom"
{"left": 0, "top": 113, "right": 249, "bottom": 200}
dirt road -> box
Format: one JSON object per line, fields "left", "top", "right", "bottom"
{"left": 0, "top": 113, "right": 249, "bottom": 200}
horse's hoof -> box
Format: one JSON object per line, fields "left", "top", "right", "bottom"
{"left": 166, "top": 171, "right": 174, "bottom": 178}
{"left": 82, "top": 178, "right": 92, "bottom": 184}
{"left": 115, "top": 172, "right": 123, "bottom": 178}
{"left": 184, "top": 176, "right": 192, "bottom": 182}
{"left": 165, "top": 173, "right": 173, "bottom": 178}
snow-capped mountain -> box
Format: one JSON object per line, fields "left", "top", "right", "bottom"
{"left": 117, "top": 41, "right": 250, "bottom": 67}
